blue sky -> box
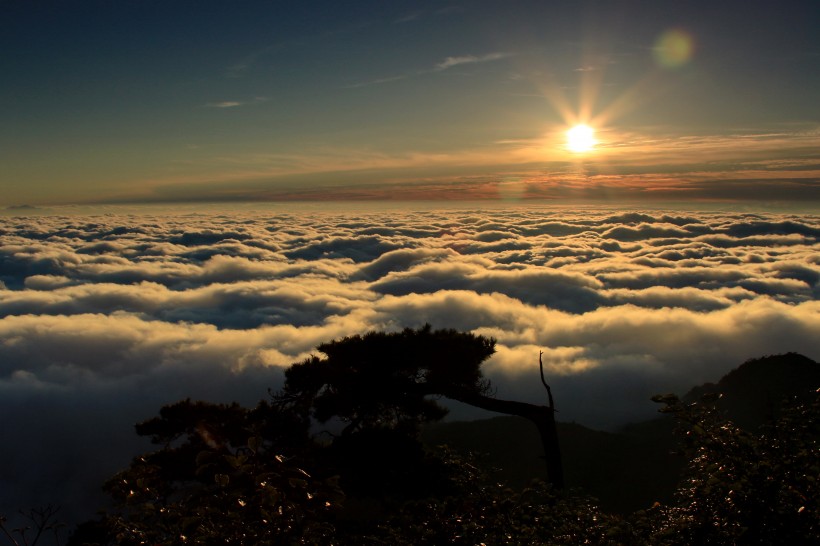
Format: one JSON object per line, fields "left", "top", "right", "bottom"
{"left": 2, "top": 0, "right": 819, "bottom": 205}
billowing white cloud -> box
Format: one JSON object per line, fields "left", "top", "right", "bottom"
{"left": 0, "top": 205, "right": 817, "bottom": 525}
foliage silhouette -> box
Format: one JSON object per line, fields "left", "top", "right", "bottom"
{"left": 276, "top": 325, "right": 564, "bottom": 488}
{"left": 69, "top": 399, "right": 342, "bottom": 545}
{"left": 63, "top": 341, "right": 818, "bottom": 545}
{"left": 648, "top": 389, "right": 820, "bottom": 545}
{"left": 0, "top": 506, "right": 64, "bottom": 546}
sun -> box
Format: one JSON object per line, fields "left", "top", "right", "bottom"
{"left": 566, "top": 124, "right": 597, "bottom": 153}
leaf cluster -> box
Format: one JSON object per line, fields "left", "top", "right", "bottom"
{"left": 63, "top": 331, "right": 818, "bottom": 545}
{"left": 277, "top": 326, "right": 495, "bottom": 435}
{"left": 70, "top": 400, "right": 342, "bottom": 545}
{"left": 650, "top": 390, "right": 819, "bottom": 545}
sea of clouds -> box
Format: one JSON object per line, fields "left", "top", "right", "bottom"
{"left": 1, "top": 203, "right": 818, "bottom": 525}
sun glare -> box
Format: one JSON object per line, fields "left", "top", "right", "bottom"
{"left": 566, "top": 124, "right": 596, "bottom": 153}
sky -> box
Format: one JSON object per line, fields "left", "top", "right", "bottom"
{"left": 1, "top": 0, "right": 819, "bottom": 534}
{"left": 2, "top": 0, "right": 819, "bottom": 206}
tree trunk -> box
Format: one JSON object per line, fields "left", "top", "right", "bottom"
{"left": 441, "top": 387, "right": 565, "bottom": 489}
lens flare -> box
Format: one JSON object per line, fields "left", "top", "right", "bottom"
{"left": 654, "top": 29, "right": 695, "bottom": 68}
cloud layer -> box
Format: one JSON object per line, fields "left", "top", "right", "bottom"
{"left": 1, "top": 204, "right": 818, "bottom": 523}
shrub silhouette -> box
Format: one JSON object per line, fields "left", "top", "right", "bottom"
{"left": 277, "top": 325, "right": 564, "bottom": 489}
{"left": 648, "top": 389, "right": 820, "bottom": 545}
{"left": 64, "top": 335, "right": 818, "bottom": 545}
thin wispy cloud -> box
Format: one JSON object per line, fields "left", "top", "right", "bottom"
{"left": 89, "top": 124, "right": 820, "bottom": 204}
{"left": 226, "top": 61, "right": 251, "bottom": 79}
{"left": 205, "top": 97, "right": 269, "bottom": 109}
{"left": 206, "top": 101, "right": 243, "bottom": 108}
{"left": 395, "top": 12, "right": 423, "bottom": 24}
{"left": 347, "top": 51, "right": 511, "bottom": 89}
{"left": 224, "top": 44, "right": 280, "bottom": 78}
{"left": 343, "top": 74, "right": 409, "bottom": 89}
{"left": 435, "top": 52, "right": 510, "bottom": 71}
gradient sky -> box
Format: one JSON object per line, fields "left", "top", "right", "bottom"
{"left": 2, "top": 0, "right": 819, "bottom": 206}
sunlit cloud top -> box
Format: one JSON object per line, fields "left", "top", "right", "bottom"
{"left": 1, "top": 202, "right": 817, "bottom": 525}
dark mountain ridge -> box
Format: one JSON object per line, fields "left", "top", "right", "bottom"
{"left": 422, "top": 352, "right": 819, "bottom": 513}
{"left": 683, "top": 352, "right": 819, "bottom": 429}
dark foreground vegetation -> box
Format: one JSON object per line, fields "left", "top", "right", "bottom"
{"left": 3, "top": 328, "right": 818, "bottom": 545}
